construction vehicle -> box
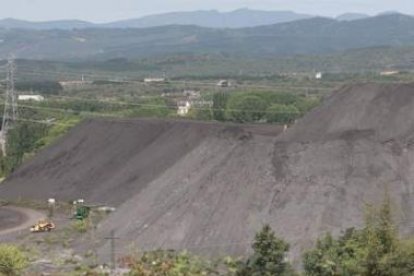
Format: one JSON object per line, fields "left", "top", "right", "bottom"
{"left": 71, "top": 199, "right": 115, "bottom": 220}
{"left": 30, "top": 219, "right": 55, "bottom": 233}
{"left": 73, "top": 205, "right": 91, "bottom": 220}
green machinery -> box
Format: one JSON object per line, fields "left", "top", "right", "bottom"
{"left": 71, "top": 200, "right": 115, "bottom": 220}
{"left": 73, "top": 206, "right": 91, "bottom": 220}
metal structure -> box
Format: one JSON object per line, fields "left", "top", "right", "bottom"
{"left": 73, "top": 205, "right": 91, "bottom": 220}
{"left": 105, "top": 229, "right": 119, "bottom": 270}
{"left": 0, "top": 57, "right": 17, "bottom": 156}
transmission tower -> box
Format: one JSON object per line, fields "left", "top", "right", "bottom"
{"left": 0, "top": 57, "right": 17, "bottom": 156}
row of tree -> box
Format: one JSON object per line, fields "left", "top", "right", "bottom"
{"left": 15, "top": 81, "right": 63, "bottom": 95}
{"left": 209, "top": 91, "right": 319, "bottom": 124}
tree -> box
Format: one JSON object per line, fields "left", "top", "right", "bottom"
{"left": 212, "top": 92, "right": 228, "bottom": 121}
{"left": 303, "top": 231, "right": 366, "bottom": 276}
{"left": 238, "top": 225, "right": 294, "bottom": 276}
{"left": 226, "top": 95, "right": 268, "bottom": 122}
{"left": 380, "top": 240, "right": 414, "bottom": 276}
{"left": 15, "top": 81, "right": 63, "bottom": 95}
{"left": 363, "top": 196, "right": 397, "bottom": 276}
{"left": 127, "top": 250, "right": 217, "bottom": 275}
{"left": 0, "top": 245, "right": 27, "bottom": 276}
{"left": 303, "top": 195, "right": 408, "bottom": 276}
{"left": 188, "top": 108, "right": 213, "bottom": 121}
{"left": 260, "top": 92, "right": 299, "bottom": 105}
{"left": 1, "top": 121, "right": 48, "bottom": 175}
{"left": 266, "top": 104, "right": 300, "bottom": 124}
{"left": 126, "top": 97, "right": 171, "bottom": 118}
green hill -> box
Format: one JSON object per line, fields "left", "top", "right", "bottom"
{"left": 0, "top": 14, "right": 414, "bottom": 61}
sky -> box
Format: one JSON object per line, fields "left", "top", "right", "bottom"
{"left": 2, "top": 0, "right": 413, "bottom": 22}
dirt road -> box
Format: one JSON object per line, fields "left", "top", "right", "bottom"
{"left": 0, "top": 206, "right": 45, "bottom": 236}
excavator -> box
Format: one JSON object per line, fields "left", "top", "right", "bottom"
{"left": 30, "top": 219, "right": 56, "bottom": 233}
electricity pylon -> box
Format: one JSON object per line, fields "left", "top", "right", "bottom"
{"left": 0, "top": 57, "right": 17, "bottom": 156}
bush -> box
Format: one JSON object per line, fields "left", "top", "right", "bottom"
{"left": 127, "top": 250, "right": 217, "bottom": 276}
{"left": 266, "top": 104, "right": 300, "bottom": 124}
{"left": 36, "top": 117, "right": 81, "bottom": 148}
{"left": 294, "top": 97, "right": 320, "bottom": 115}
{"left": 303, "top": 196, "right": 413, "bottom": 276}
{"left": 0, "top": 244, "right": 28, "bottom": 275}
{"left": 212, "top": 92, "right": 228, "bottom": 121}
{"left": 15, "top": 81, "right": 63, "bottom": 95}
{"left": 72, "top": 220, "right": 90, "bottom": 233}
{"left": 238, "top": 225, "right": 295, "bottom": 276}
{"left": 226, "top": 95, "right": 268, "bottom": 122}
{"left": 124, "top": 98, "right": 171, "bottom": 118}
{"left": 222, "top": 92, "right": 319, "bottom": 124}
{"left": 254, "top": 92, "right": 299, "bottom": 105}
{"left": 0, "top": 121, "right": 49, "bottom": 175}
{"left": 188, "top": 108, "right": 213, "bottom": 121}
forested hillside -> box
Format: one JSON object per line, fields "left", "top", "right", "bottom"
{"left": 0, "top": 14, "right": 414, "bottom": 61}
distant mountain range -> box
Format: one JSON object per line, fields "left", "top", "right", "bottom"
{"left": 1, "top": 13, "right": 414, "bottom": 61}
{"left": 104, "top": 9, "right": 314, "bottom": 29}
{"left": 336, "top": 13, "right": 370, "bottom": 21}
{"left": 0, "top": 18, "right": 93, "bottom": 30}
{"left": 0, "top": 9, "right": 387, "bottom": 30}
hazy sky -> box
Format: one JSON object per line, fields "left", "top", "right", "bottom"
{"left": 3, "top": 0, "right": 413, "bottom": 22}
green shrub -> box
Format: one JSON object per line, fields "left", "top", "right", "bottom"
{"left": 226, "top": 95, "right": 268, "bottom": 122}
{"left": 36, "top": 117, "right": 81, "bottom": 148}
{"left": 188, "top": 108, "right": 213, "bottom": 121}
{"left": 0, "top": 244, "right": 28, "bottom": 276}
{"left": 212, "top": 92, "right": 228, "bottom": 121}
{"left": 15, "top": 81, "right": 63, "bottom": 95}
{"left": 72, "top": 220, "right": 90, "bottom": 233}
{"left": 294, "top": 97, "right": 320, "bottom": 115}
{"left": 238, "top": 225, "right": 295, "bottom": 276}
{"left": 0, "top": 121, "right": 49, "bottom": 175}
{"left": 303, "top": 196, "right": 412, "bottom": 276}
{"left": 124, "top": 97, "right": 171, "bottom": 118}
{"left": 128, "top": 250, "right": 216, "bottom": 276}
{"left": 266, "top": 104, "right": 300, "bottom": 124}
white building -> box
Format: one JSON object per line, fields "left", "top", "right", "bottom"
{"left": 192, "top": 100, "right": 213, "bottom": 108}
{"left": 315, "top": 72, "right": 323, "bottom": 80}
{"left": 177, "top": 100, "right": 192, "bottom": 116}
{"left": 183, "top": 90, "right": 201, "bottom": 99}
{"left": 59, "top": 80, "right": 92, "bottom": 87}
{"left": 217, "top": 80, "right": 230, "bottom": 87}
{"left": 144, "top": 78, "right": 166, "bottom": 83}
{"left": 380, "top": 70, "right": 399, "bottom": 76}
{"left": 18, "top": 95, "right": 45, "bottom": 101}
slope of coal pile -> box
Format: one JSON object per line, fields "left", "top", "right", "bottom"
{"left": 283, "top": 83, "right": 414, "bottom": 142}
{"left": 0, "top": 119, "right": 281, "bottom": 207}
{"left": 268, "top": 83, "right": 414, "bottom": 259}
{"left": 93, "top": 83, "right": 414, "bottom": 263}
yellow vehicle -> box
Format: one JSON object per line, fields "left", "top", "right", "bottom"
{"left": 30, "top": 220, "right": 56, "bottom": 233}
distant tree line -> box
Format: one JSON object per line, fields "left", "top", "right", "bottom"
{"left": 15, "top": 81, "right": 63, "bottom": 95}
{"left": 191, "top": 91, "right": 319, "bottom": 124}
